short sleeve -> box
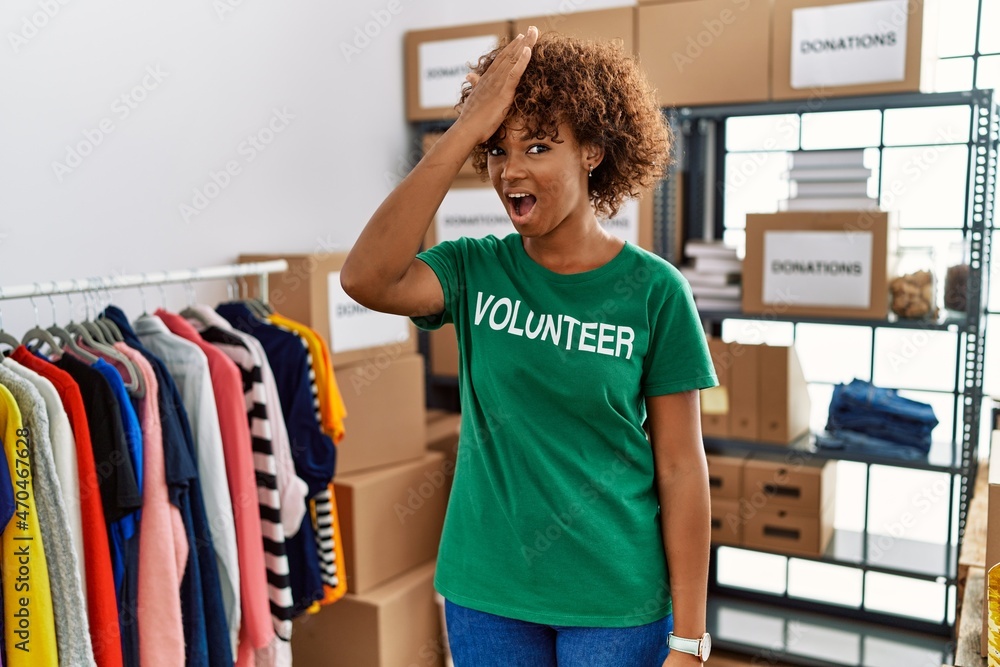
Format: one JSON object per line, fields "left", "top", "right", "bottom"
{"left": 642, "top": 280, "right": 719, "bottom": 396}
{"left": 410, "top": 239, "right": 466, "bottom": 331}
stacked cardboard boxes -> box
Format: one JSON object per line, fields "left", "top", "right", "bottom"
{"left": 702, "top": 338, "right": 811, "bottom": 445}
{"left": 708, "top": 453, "right": 837, "bottom": 557}
{"left": 708, "top": 454, "right": 745, "bottom": 546}
{"left": 239, "top": 253, "right": 449, "bottom": 666}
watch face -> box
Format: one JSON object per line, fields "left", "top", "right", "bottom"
{"left": 701, "top": 633, "right": 712, "bottom": 661}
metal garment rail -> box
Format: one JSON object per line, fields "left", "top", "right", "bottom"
{"left": 0, "top": 260, "right": 289, "bottom": 302}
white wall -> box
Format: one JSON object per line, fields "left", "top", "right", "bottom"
{"left": 0, "top": 0, "right": 631, "bottom": 331}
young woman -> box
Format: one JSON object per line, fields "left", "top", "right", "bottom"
{"left": 341, "top": 28, "right": 717, "bottom": 667}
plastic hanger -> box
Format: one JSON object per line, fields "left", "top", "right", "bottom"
{"left": 180, "top": 280, "right": 211, "bottom": 327}
{"left": 240, "top": 276, "right": 269, "bottom": 318}
{"left": 49, "top": 285, "right": 100, "bottom": 364}
{"left": 96, "top": 281, "right": 124, "bottom": 343}
{"left": 252, "top": 274, "right": 274, "bottom": 316}
{"left": 0, "top": 290, "right": 21, "bottom": 351}
{"left": 87, "top": 288, "right": 118, "bottom": 343}
{"left": 20, "top": 285, "right": 64, "bottom": 356}
{"left": 69, "top": 288, "right": 142, "bottom": 395}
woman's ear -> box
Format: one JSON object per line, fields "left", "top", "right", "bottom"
{"left": 582, "top": 142, "right": 605, "bottom": 173}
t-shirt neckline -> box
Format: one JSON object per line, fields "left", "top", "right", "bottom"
{"left": 509, "top": 233, "right": 632, "bottom": 284}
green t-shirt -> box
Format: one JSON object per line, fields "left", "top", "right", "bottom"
{"left": 412, "top": 233, "right": 718, "bottom": 627}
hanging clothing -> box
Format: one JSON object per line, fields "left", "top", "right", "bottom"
{"left": 1, "top": 361, "right": 84, "bottom": 587}
{"left": 0, "top": 382, "right": 59, "bottom": 666}
{"left": 217, "top": 303, "right": 335, "bottom": 618}
{"left": 265, "top": 315, "right": 347, "bottom": 606}
{"left": 89, "top": 359, "right": 143, "bottom": 667}
{"left": 267, "top": 314, "right": 346, "bottom": 443}
{"left": 102, "top": 305, "right": 225, "bottom": 667}
{"left": 131, "top": 314, "right": 241, "bottom": 659}
{"left": 184, "top": 306, "right": 301, "bottom": 667}
{"left": 156, "top": 310, "right": 274, "bottom": 659}
{"left": 51, "top": 353, "right": 142, "bottom": 652}
{"left": 0, "top": 365, "right": 95, "bottom": 667}
{"left": 9, "top": 348, "right": 123, "bottom": 667}
{"left": 114, "top": 344, "right": 187, "bottom": 667}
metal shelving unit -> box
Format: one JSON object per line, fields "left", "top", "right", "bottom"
{"left": 660, "top": 89, "right": 998, "bottom": 658}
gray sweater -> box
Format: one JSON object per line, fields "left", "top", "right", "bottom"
{"left": 0, "top": 365, "right": 96, "bottom": 667}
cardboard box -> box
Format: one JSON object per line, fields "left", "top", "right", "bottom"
{"left": 637, "top": 0, "right": 771, "bottom": 107}
{"left": 405, "top": 21, "right": 512, "bottom": 122}
{"left": 981, "top": 431, "right": 1000, "bottom": 655}
{"left": 742, "top": 211, "right": 895, "bottom": 320}
{"left": 743, "top": 457, "right": 836, "bottom": 515}
{"left": 771, "top": 0, "right": 938, "bottom": 100}
{"left": 240, "top": 253, "right": 418, "bottom": 367}
{"left": 291, "top": 560, "right": 445, "bottom": 667}
{"left": 758, "top": 344, "right": 811, "bottom": 444}
{"left": 422, "top": 131, "right": 480, "bottom": 179}
{"left": 743, "top": 505, "right": 834, "bottom": 557}
{"left": 335, "top": 453, "right": 451, "bottom": 594}
{"left": 729, "top": 343, "right": 760, "bottom": 440}
{"left": 426, "top": 411, "right": 461, "bottom": 480}
{"left": 428, "top": 326, "right": 460, "bottom": 378}
{"left": 514, "top": 7, "right": 635, "bottom": 53}
{"left": 335, "top": 353, "right": 427, "bottom": 475}
{"left": 707, "top": 454, "right": 744, "bottom": 501}
{"left": 702, "top": 338, "right": 731, "bottom": 437}
{"left": 711, "top": 498, "right": 743, "bottom": 546}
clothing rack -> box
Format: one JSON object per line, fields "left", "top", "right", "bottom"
{"left": 0, "top": 260, "right": 289, "bottom": 302}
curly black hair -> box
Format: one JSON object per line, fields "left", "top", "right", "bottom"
{"left": 458, "top": 32, "right": 670, "bottom": 217}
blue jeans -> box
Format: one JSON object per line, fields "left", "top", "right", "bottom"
{"left": 827, "top": 379, "right": 938, "bottom": 450}
{"left": 444, "top": 600, "right": 672, "bottom": 667}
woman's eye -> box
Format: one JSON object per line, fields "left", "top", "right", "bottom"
{"left": 527, "top": 145, "right": 549, "bottom": 154}
{"left": 488, "top": 147, "right": 505, "bottom": 157}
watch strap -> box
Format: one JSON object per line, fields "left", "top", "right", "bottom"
{"left": 667, "top": 633, "right": 701, "bottom": 656}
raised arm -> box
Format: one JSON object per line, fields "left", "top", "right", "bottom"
{"left": 340, "top": 27, "right": 538, "bottom": 318}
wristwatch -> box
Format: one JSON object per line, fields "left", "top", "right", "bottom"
{"left": 667, "top": 632, "right": 712, "bottom": 662}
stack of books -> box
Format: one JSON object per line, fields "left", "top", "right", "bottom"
{"left": 681, "top": 241, "right": 742, "bottom": 312}
{"left": 781, "top": 149, "right": 878, "bottom": 212}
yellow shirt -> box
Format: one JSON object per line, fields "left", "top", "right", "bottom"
{"left": 0, "top": 384, "right": 58, "bottom": 666}
{"left": 267, "top": 314, "right": 348, "bottom": 607}
{"left": 267, "top": 314, "right": 346, "bottom": 442}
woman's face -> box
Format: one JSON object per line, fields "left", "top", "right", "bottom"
{"left": 486, "top": 118, "right": 598, "bottom": 238}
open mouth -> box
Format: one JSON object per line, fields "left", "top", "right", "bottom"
{"left": 507, "top": 192, "right": 537, "bottom": 222}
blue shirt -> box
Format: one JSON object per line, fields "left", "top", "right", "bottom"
{"left": 103, "top": 306, "right": 233, "bottom": 667}
{"left": 216, "top": 302, "right": 335, "bottom": 616}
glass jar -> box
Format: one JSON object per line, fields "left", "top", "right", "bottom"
{"left": 943, "top": 240, "right": 970, "bottom": 313}
{"left": 889, "top": 246, "right": 938, "bottom": 320}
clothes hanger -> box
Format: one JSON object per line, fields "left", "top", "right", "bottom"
{"left": 240, "top": 276, "right": 269, "bottom": 318}
{"left": 20, "top": 285, "right": 64, "bottom": 355}
{"left": 252, "top": 274, "right": 275, "bottom": 316}
{"left": 49, "top": 283, "right": 100, "bottom": 364}
{"left": 0, "top": 290, "right": 22, "bottom": 351}
{"left": 180, "top": 279, "right": 211, "bottom": 327}
{"left": 80, "top": 290, "right": 111, "bottom": 344}
{"left": 68, "top": 286, "right": 141, "bottom": 394}
{"left": 96, "top": 279, "right": 124, "bottom": 343}
{"left": 87, "top": 285, "right": 117, "bottom": 343}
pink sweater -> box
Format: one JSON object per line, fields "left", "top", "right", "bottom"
{"left": 155, "top": 310, "right": 274, "bottom": 659}
{"left": 115, "top": 344, "right": 188, "bottom": 666}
